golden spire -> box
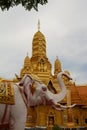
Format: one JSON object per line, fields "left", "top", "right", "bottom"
{"left": 56, "top": 56, "right": 58, "bottom": 59}
{"left": 27, "top": 52, "right": 28, "bottom": 56}
{"left": 38, "top": 19, "right": 40, "bottom": 31}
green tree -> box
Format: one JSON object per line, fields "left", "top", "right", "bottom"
{"left": 0, "top": 0, "right": 48, "bottom": 11}
{"left": 52, "top": 124, "right": 60, "bottom": 130}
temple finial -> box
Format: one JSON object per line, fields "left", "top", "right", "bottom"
{"left": 38, "top": 19, "right": 40, "bottom": 31}
{"left": 27, "top": 52, "right": 28, "bottom": 56}
{"left": 56, "top": 56, "right": 58, "bottom": 59}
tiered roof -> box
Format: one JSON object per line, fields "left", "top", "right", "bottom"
{"left": 71, "top": 84, "right": 87, "bottom": 106}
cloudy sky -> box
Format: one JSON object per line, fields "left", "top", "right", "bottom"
{"left": 0, "top": 0, "right": 87, "bottom": 85}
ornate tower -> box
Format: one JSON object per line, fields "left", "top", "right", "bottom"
{"left": 30, "top": 20, "right": 52, "bottom": 84}
{"left": 32, "top": 20, "right": 46, "bottom": 58}
{"left": 19, "top": 21, "right": 52, "bottom": 84}
{"left": 54, "top": 56, "right": 62, "bottom": 76}
{"left": 20, "top": 53, "right": 32, "bottom": 78}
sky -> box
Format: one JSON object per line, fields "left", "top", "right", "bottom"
{"left": 0, "top": 0, "right": 87, "bottom": 85}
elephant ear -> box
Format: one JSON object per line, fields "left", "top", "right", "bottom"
{"left": 19, "top": 74, "right": 33, "bottom": 86}
{"left": 47, "top": 80, "right": 57, "bottom": 94}
{"left": 29, "top": 74, "right": 42, "bottom": 83}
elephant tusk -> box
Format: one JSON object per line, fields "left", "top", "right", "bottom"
{"left": 52, "top": 103, "right": 76, "bottom": 111}
{"left": 67, "top": 103, "right": 76, "bottom": 108}
{"left": 59, "top": 103, "right": 76, "bottom": 109}
{"left": 52, "top": 105, "right": 63, "bottom": 111}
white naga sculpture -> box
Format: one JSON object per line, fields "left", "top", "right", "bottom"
{"left": 0, "top": 72, "right": 75, "bottom": 130}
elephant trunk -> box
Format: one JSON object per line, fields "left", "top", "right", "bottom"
{"left": 47, "top": 72, "right": 72, "bottom": 103}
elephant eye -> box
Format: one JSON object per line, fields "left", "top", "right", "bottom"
{"left": 19, "top": 82, "right": 24, "bottom": 86}
{"left": 42, "top": 87, "right": 47, "bottom": 91}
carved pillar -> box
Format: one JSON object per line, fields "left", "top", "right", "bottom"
{"left": 36, "top": 105, "right": 46, "bottom": 126}
{"left": 26, "top": 107, "right": 37, "bottom": 127}
{"left": 66, "top": 84, "right": 75, "bottom": 127}
{"left": 67, "top": 87, "right": 72, "bottom": 122}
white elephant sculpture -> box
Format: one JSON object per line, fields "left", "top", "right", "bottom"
{"left": 0, "top": 72, "right": 75, "bottom": 130}
{"left": 19, "top": 71, "right": 75, "bottom": 110}
{"left": 0, "top": 81, "right": 27, "bottom": 130}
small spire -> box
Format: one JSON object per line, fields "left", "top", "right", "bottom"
{"left": 38, "top": 19, "right": 40, "bottom": 31}
{"left": 56, "top": 56, "right": 58, "bottom": 59}
{"left": 27, "top": 52, "right": 29, "bottom": 56}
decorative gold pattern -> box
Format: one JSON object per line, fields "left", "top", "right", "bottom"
{"left": 0, "top": 82, "right": 14, "bottom": 105}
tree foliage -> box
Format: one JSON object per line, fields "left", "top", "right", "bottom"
{"left": 52, "top": 124, "right": 60, "bottom": 130}
{"left": 0, "top": 0, "right": 48, "bottom": 11}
